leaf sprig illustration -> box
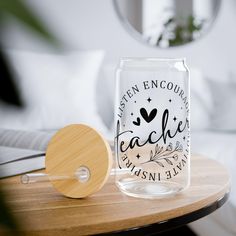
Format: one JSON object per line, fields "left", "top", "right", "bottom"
{"left": 142, "top": 141, "right": 183, "bottom": 167}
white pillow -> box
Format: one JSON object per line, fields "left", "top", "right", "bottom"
{"left": 0, "top": 49, "right": 108, "bottom": 135}
{"left": 190, "top": 68, "right": 213, "bottom": 130}
{"left": 207, "top": 78, "right": 236, "bottom": 131}
{"left": 96, "top": 63, "right": 116, "bottom": 129}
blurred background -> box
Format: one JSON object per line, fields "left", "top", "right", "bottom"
{"left": 0, "top": 0, "right": 236, "bottom": 132}
{"left": 0, "top": 0, "right": 236, "bottom": 235}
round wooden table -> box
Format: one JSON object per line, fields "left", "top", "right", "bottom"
{"left": 0, "top": 155, "right": 230, "bottom": 235}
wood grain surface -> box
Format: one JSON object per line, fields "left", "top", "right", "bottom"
{"left": 0, "top": 155, "right": 230, "bottom": 235}
{"left": 45, "top": 124, "right": 113, "bottom": 198}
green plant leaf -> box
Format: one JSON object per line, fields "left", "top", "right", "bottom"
{"left": 0, "top": 49, "right": 22, "bottom": 106}
{"left": 0, "top": 0, "right": 59, "bottom": 47}
{"left": 0, "top": 184, "right": 20, "bottom": 234}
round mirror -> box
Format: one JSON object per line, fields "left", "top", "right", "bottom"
{"left": 113, "top": 0, "right": 221, "bottom": 48}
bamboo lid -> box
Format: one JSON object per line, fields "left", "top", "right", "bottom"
{"left": 45, "top": 124, "right": 113, "bottom": 198}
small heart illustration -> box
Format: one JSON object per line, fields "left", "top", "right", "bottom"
{"left": 140, "top": 108, "right": 157, "bottom": 123}
{"left": 133, "top": 117, "right": 141, "bottom": 126}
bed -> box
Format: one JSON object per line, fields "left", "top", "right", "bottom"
{"left": 190, "top": 131, "right": 236, "bottom": 236}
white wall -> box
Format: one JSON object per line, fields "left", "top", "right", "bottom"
{"left": 1, "top": 0, "right": 236, "bottom": 80}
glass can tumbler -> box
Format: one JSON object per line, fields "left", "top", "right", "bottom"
{"left": 114, "top": 58, "right": 190, "bottom": 199}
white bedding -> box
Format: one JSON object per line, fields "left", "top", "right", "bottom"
{"left": 191, "top": 131, "right": 236, "bottom": 235}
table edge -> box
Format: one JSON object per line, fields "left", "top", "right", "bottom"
{"left": 100, "top": 191, "right": 230, "bottom": 235}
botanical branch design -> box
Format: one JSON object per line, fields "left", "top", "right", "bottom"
{"left": 142, "top": 141, "right": 183, "bottom": 167}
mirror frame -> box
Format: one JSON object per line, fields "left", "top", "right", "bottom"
{"left": 113, "top": 0, "right": 222, "bottom": 48}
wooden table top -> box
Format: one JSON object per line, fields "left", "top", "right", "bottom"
{"left": 0, "top": 155, "right": 230, "bottom": 235}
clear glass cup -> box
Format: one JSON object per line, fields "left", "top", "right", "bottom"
{"left": 114, "top": 58, "right": 190, "bottom": 199}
